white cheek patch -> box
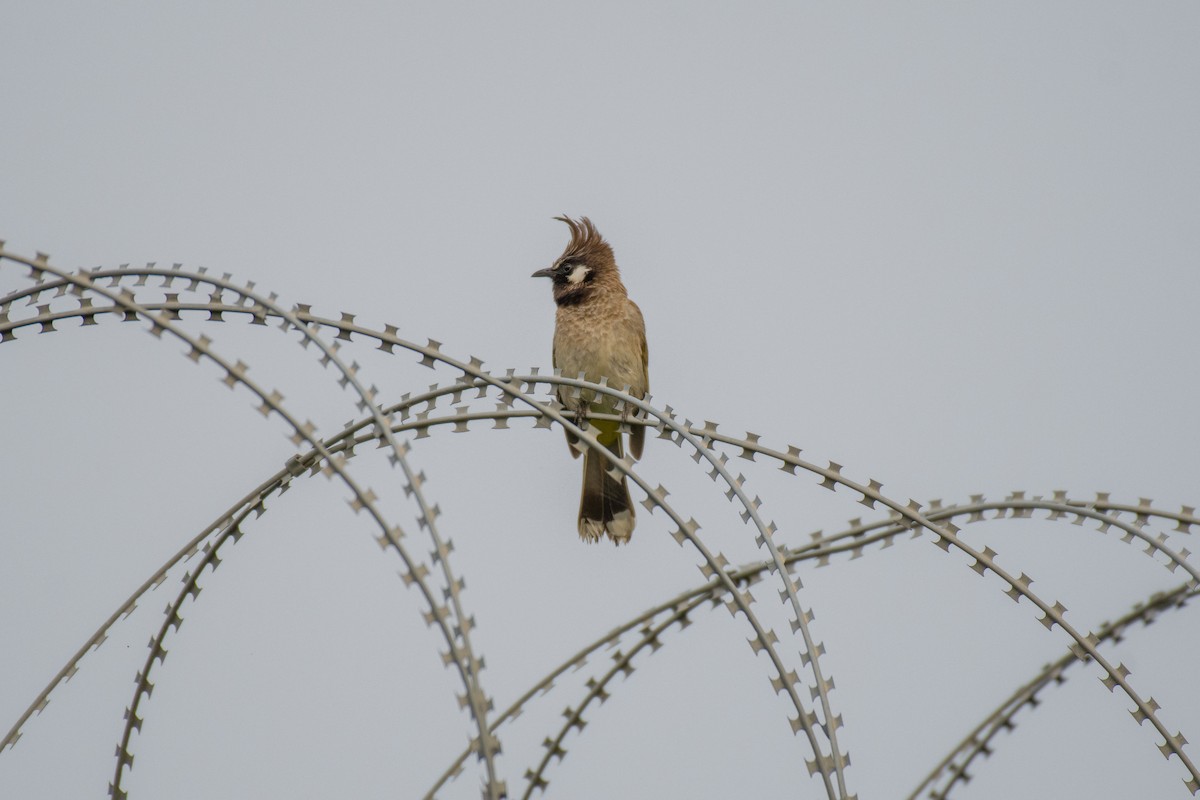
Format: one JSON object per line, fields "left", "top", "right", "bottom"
{"left": 567, "top": 264, "right": 591, "bottom": 285}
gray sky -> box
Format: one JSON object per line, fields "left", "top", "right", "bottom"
{"left": 2, "top": 3, "right": 1199, "bottom": 798}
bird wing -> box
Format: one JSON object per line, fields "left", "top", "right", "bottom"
{"left": 629, "top": 302, "right": 648, "bottom": 461}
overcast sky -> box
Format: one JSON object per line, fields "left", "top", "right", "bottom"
{"left": 2, "top": 3, "right": 1199, "bottom": 799}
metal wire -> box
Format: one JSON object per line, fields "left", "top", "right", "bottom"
{"left": 2, "top": 246, "right": 1198, "bottom": 798}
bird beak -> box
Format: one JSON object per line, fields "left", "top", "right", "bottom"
{"left": 531, "top": 267, "right": 554, "bottom": 279}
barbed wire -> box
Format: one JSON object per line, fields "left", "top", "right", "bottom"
{"left": 0, "top": 254, "right": 852, "bottom": 799}
{"left": 2, "top": 246, "right": 1197, "bottom": 798}
{"left": 0, "top": 252, "right": 505, "bottom": 799}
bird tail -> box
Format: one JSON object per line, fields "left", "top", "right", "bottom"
{"left": 578, "top": 433, "right": 635, "bottom": 544}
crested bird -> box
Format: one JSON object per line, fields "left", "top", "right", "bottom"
{"left": 532, "top": 216, "right": 649, "bottom": 544}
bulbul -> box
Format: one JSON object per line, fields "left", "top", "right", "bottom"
{"left": 532, "top": 216, "right": 649, "bottom": 544}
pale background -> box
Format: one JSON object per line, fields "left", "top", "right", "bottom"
{"left": 2, "top": 3, "right": 1198, "bottom": 799}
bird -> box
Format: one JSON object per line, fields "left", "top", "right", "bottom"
{"left": 532, "top": 216, "right": 649, "bottom": 544}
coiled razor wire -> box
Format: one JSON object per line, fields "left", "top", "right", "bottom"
{"left": 1, "top": 245, "right": 1197, "bottom": 798}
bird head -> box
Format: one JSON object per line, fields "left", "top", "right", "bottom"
{"left": 531, "top": 216, "right": 621, "bottom": 305}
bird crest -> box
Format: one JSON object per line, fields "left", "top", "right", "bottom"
{"left": 554, "top": 216, "right": 613, "bottom": 266}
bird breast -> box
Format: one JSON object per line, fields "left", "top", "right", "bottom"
{"left": 554, "top": 302, "right": 645, "bottom": 406}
